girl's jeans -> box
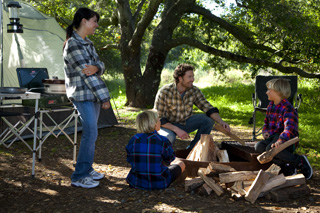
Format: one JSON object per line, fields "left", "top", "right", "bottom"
{"left": 71, "top": 101, "right": 100, "bottom": 182}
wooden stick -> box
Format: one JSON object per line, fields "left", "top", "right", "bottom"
{"left": 265, "top": 164, "right": 281, "bottom": 176}
{"left": 209, "top": 162, "right": 236, "bottom": 172}
{"left": 198, "top": 168, "right": 224, "bottom": 196}
{"left": 217, "top": 150, "right": 230, "bottom": 162}
{"left": 260, "top": 173, "right": 286, "bottom": 194}
{"left": 214, "top": 123, "right": 245, "bottom": 145}
{"left": 219, "top": 171, "right": 259, "bottom": 183}
{"left": 201, "top": 134, "right": 218, "bottom": 162}
{"left": 257, "top": 137, "right": 299, "bottom": 164}
{"left": 245, "top": 170, "right": 270, "bottom": 204}
{"left": 270, "top": 174, "right": 306, "bottom": 191}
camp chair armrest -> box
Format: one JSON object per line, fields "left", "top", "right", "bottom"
{"left": 252, "top": 93, "right": 256, "bottom": 107}
{"left": 296, "top": 93, "right": 302, "bottom": 110}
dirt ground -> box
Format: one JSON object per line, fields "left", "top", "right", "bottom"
{"left": 1, "top": 118, "right": 319, "bottom": 213}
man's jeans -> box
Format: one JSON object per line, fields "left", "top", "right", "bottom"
{"left": 71, "top": 101, "right": 100, "bottom": 182}
{"left": 158, "top": 114, "right": 214, "bottom": 150}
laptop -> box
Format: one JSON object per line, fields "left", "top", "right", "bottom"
{"left": 16, "top": 68, "right": 71, "bottom": 108}
{"left": 16, "top": 68, "right": 49, "bottom": 93}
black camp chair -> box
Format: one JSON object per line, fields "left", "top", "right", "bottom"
{"left": 248, "top": 75, "right": 302, "bottom": 141}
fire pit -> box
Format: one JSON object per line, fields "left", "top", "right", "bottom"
{"left": 175, "top": 140, "right": 272, "bottom": 177}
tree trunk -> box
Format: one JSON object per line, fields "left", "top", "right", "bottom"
{"left": 122, "top": 0, "right": 195, "bottom": 107}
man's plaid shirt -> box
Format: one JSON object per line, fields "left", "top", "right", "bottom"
{"left": 63, "top": 31, "right": 110, "bottom": 103}
{"left": 263, "top": 99, "right": 299, "bottom": 144}
{"left": 154, "top": 83, "right": 218, "bottom": 125}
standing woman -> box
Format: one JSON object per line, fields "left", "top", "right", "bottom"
{"left": 63, "top": 8, "right": 110, "bottom": 188}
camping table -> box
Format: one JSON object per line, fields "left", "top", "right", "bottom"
{"left": 37, "top": 107, "right": 78, "bottom": 166}
{"left": 0, "top": 91, "right": 40, "bottom": 177}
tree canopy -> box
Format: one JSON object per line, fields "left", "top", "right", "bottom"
{"left": 26, "top": 0, "right": 320, "bottom": 107}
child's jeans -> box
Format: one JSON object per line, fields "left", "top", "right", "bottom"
{"left": 254, "top": 133, "right": 301, "bottom": 167}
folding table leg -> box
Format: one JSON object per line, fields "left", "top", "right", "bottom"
{"left": 73, "top": 111, "right": 78, "bottom": 166}
{"left": 38, "top": 111, "right": 44, "bottom": 162}
{"left": 32, "top": 99, "right": 39, "bottom": 178}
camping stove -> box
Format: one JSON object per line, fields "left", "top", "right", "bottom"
{"left": 22, "top": 93, "right": 71, "bottom": 108}
{"left": 16, "top": 68, "right": 71, "bottom": 108}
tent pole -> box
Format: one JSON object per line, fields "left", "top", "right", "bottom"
{"left": 0, "top": 0, "right": 3, "bottom": 88}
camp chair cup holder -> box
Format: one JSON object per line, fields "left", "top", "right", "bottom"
{"left": 249, "top": 75, "right": 302, "bottom": 141}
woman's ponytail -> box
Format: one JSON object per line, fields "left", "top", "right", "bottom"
{"left": 63, "top": 23, "right": 74, "bottom": 50}
{"left": 63, "top": 8, "right": 99, "bottom": 50}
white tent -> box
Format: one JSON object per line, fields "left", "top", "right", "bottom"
{"left": 0, "top": 0, "right": 65, "bottom": 87}
{"left": 0, "top": 1, "right": 118, "bottom": 137}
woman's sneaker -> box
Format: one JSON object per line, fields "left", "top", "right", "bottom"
{"left": 71, "top": 177, "right": 99, "bottom": 188}
{"left": 298, "top": 155, "right": 313, "bottom": 180}
{"left": 89, "top": 170, "right": 105, "bottom": 180}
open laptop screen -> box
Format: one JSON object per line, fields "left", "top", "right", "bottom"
{"left": 16, "top": 68, "right": 49, "bottom": 91}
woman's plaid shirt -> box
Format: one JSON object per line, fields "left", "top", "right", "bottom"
{"left": 63, "top": 31, "right": 110, "bottom": 103}
{"left": 154, "top": 83, "right": 217, "bottom": 125}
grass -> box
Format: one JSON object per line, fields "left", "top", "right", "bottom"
{"left": 104, "top": 68, "right": 320, "bottom": 170}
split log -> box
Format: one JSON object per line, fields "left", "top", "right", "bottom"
{"left": 230, "top": 181, "right": 246, "bottom": 200}
{"left": 214, "top": 123, "right": 246, "bottom": 145}
{"left": 217, "top": 150, "right": 230, "bottom": 162}
{"left": 245, "top": 170, "right": 270, "bottom": 204}
{"left": 186, "top": 134, "right": 219, "bottom": 162}
{"left": 198, "top": 168, "right": 224, "bottom": 196}
{"left": 266, "top": 184, "right": 311, "bottom": 202}
{"left": 185, "top": 177, "right": 204, "bottom": 192}
{"left": 219, "top": 171, "right": 259, "bottom": 183}
{"left": 201, "top": 134, "right": 218, "bottom": 162}
{"left": 186, "top": 137, "right": 203, "bottom": 161}
{"left": 231, "top": 192, "right": 243, "bottom": 201}
{"left": 260, "top": 173, "right": 286, "bottom": 196}
{"left": 270, "top": 173, "right": 306, "bottom": 191}
{"left": 243, "top": 180, "right": 254, "bottom": 192}
{"left": 198, "top": 183, "right": 213, "bottom": 196}
{"left": 265, "top": 164, "right": 281, "bottom": 176}
{"left": 230, "top": 181, "right": 246, "bottom": 196}
{"left": 208, "top": 162, "right": 236, "bottom": 172}
{"left": 204, "top": 167, "right": 219, "bottom": 177}
{"left": 257, "top": 137, "right": 299, "bottom": 164}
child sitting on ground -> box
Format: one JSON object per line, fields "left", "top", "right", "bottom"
{"left": 126, "top": 110, "right": 186, "bottom": 190}
{"left": 254, "top": 78, "right": 313, "bottom": 179}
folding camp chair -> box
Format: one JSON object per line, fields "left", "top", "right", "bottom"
{"left": 248, "top": 75, "right": 302, "bottom": 141}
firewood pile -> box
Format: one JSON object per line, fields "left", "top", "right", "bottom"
{"left": 183, "top": 134, "right": 311, "bottom": 203}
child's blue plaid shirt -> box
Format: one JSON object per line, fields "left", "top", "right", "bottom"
{"left": 126, "top": 131, "right": 175, "bottom": 190}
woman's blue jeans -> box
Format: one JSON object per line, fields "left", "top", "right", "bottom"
{"left": 71, "top": 101, "right": 100, "bottom": 182}
{"left": 158, "top": 114, "right": 214, "bottom": 150}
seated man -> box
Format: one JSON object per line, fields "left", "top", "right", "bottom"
{"left": 154, "top": 63, "right": 230, "bottom": 150}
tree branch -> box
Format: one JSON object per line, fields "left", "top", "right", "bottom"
{"left": 189, "top": 5, "right": 277, "bottom": 54}
{"left": 101, "top": 44, "right": 120, "bottom": 50}
{"left": 168, "top": 37, "right": 320, "bottom": 79}
{"left": 133, "top": 0, "right": 147, "bottom": 22}
{"left": 130, "top": 0, "right": 163, "bottom": 48}
{"left": 116, "top": 0, "right": 135, "bottom": 35}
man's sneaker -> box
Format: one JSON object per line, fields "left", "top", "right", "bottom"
{"left": 71, "top": 177, "right": 99, "bottom": 188}
{"left": 89, "top": 170, "right": 105, "bottom": 180}
{"left": 298, "top": 155, "right": 313, "bottom": 180}
{"left": 280, "top": 163, "right": 297, "bottom": 176}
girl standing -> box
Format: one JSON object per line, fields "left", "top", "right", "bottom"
{"left": 63, "top": 8, "right": 110, "bottom": 188}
